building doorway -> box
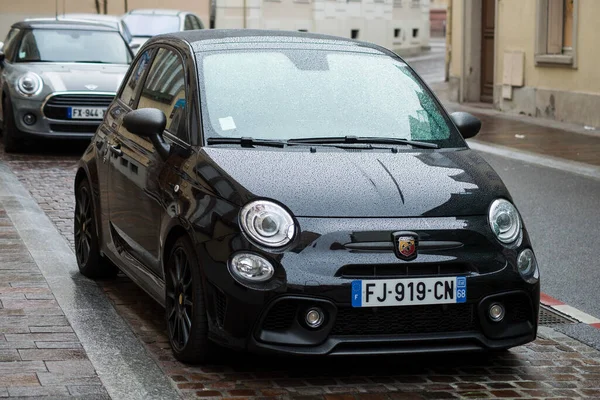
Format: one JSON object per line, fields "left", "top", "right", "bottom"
{"left": 480, "top": 0, "right": 495, "bottom": 103}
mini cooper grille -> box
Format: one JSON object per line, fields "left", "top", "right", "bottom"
{"left": 263, "top": 301, "right": 299, "bottom": 331}
{"left": 43, "top": 94, "right": 114, "bottom": 120}
{"left": 337, "top": 263, "right": 476, "bottom": 279}
{"left": 331, "top": 304, "right": 477, "bottom": 336}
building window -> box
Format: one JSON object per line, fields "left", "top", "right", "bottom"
{"left": 351, "top": 29, "right": 359, "bottom": 39}
{"left": 535, "top": 0, "right": 577, "bottom": 66}
{"left": 410, "top": 0, "right": 420, "bottom": 7}
{"left": 393, "top": 0, "right": 402, "bottom": 8}
{"left": 394, "top": 28, "right": 401, "bottom": 38}
{"left": 412, "top": 28, "right": 419, "bottom": 38}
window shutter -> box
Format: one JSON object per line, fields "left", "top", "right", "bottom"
{"left": 547, "top": 0, "right": 564, "bottom": 54}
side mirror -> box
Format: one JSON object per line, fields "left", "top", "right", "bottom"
{"left": 450, "top": 111, "right": 481, "bottom": 139}
{"left": 123, "top": 108, "right": 170, "bottom": 160}
{"left": 130, "top": 42, "right": 140, "bottom": 50}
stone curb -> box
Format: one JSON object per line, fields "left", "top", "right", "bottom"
{"left": 0, "top": 161, "right": 180, "bottom": 400}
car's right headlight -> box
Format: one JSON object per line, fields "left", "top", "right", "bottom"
{"left": 239, "top": 200, "right": 296, "bottom": 248}
{"left": 488, "top": 199, "right": 522, "bottom": 244}
{"left": 16, "top": 72, "right": 43, "bottom": 97}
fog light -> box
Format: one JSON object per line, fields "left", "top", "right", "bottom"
{"left": 228, "top": 253, "right": 274, "bottom": 282}
{"left": 517, "top": 248, "right": 539, "bottom": 283}
{"left": 489, "top": 303, "right": 505, "bottom": 322}
{"left": 23, "top": 113, "right": 36, "bottom": 125}
{"left": 305, "top": 308, "right": 324, "bottom": 328}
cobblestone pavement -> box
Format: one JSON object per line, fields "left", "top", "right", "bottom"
{"left": 0, "top": 203, "right": 109, "bottom": 399}
{"left": 4, "top": 142, "right": 600, "bottom": 399}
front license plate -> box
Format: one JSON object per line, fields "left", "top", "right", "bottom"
{"left": 68, "top": 107, "right": 106, "bottom": 119}
{"left": 351, "top": 277, "right": 467, "bottom": 307}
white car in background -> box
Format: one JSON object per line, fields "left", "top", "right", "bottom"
{"left": 122, "top": 9, "right": 205, "bottom": 49}
{"left": 58, "top": 13, "right": 139, "bottom": 53}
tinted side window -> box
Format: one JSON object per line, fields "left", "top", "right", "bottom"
{"left": 184, "top": 16, "right": 194, "bottom": 31}
{"left": 138, "top": 48, "right": 188, "bottom": 143}
{"left": 3, "top": 28, "right": 21, "bottom": 61}
{"left": 119, "top": 49, "right": 154, "bottom": 107}
{"left": 191, "top": 16, "right": 203, "bottom": 30}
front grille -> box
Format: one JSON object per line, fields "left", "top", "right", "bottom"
{"left": 43, "top": 94, "right": 114, "bottom": 120}
{"left": 331, "top": 304, "right": 477, "bottom": 336}
{"left": 337, "top": 263, "right": 476, "bottom": 279}
{"left": 263, "top": 301, "right": 299, "bottom": 331}
{"left": 49, "top": 123, "right": 98, "bottom": 134}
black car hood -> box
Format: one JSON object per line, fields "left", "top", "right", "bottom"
{"left": 198, "top": 148, "right": 511, "bottom": 218}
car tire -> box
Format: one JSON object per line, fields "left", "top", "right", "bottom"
{"left": 2, "top": 96, "right": 23, "bottom": 153}
{"left": 74, "top": 179, "right": 118, "bottom": 279}
{"left": 165, "top": 236, "right": 215, "bottom": 364}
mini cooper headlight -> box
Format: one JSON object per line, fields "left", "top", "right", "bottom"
{"left": 240, "top": 200, "right": 295, "bottom": 248}
{"left": 16, "top": 72, "right": 43, "bottom": 97}
{"left": 488, "top": 199, "right": 522, "bottom": 244}
{"left": 517, "top": 248, "right": 539, "bottom": 283}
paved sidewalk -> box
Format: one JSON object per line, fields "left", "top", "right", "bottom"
{"left": 0, "top": 206, "right": 109, "bottom": 399}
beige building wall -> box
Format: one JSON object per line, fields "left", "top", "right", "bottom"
{"left": 215, "top": 0, "right": 431, "bottom": 55}
{"left": 0, "top": 0, "right": 210, "bottom": 41}
{"left": 447, "top": 0, "right": 600, "bottom": 128}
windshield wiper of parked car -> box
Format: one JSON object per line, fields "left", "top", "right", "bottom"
{"left": 206, "top": 137, "right": 286, "bottom": 148}
{"left": 287, "top": 136, "right": 439, "bottom": 149}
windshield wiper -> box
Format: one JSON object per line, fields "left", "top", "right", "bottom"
{"left": 206, "top": 137, "right": 286, "bottom": 148}
{"left": 287, "top": 136, "right": 439, "bottom": 149}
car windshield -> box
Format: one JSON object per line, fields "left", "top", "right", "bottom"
{"left": 122, "top": 14, "right": 180, "bottom": 37}
{"left": 16, "top": 29, "right": 131, "bottom": 64}
{"left": 199, "top": 50, "right": 463, "bottom": 148}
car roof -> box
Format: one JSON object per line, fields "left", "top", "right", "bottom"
{"left": 127, "top": 9, "right": 186, "bottom": 16}
{"left": 14, "top": 19, "right": 119, "bottom": 31}
{"left": 153, "top": 29, "right": 390, "bottom": 55}
{"left": 59, "top": 13, "right": 121, "bottom": 23}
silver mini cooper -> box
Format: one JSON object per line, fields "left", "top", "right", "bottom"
{"left": 0, "top": 19, "right": 131, "bottom": 152}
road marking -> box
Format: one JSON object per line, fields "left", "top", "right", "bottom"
{"left": 540, "top": 292, "right": 600, "bottom": 329}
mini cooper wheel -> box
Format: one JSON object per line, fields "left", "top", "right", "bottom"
{"left": 2, "top": 96, "right": 23, "bottom": 153}
{"left": 165, "top": 236, "right": 214, "bottom": 364}
{"left": 75, "top": 179, "right": 118, "bottom": 279}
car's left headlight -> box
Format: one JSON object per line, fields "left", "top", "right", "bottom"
{"left": 239, "top": 200, "right": 296, "bottom": 248}
{"left": 16, "top": 72, "right": 43, "bottom": 97}
{"left": 488, "top": 198, "right": 522, "bottom": 244}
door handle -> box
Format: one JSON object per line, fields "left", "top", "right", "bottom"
{"left": 109, "top": 144, "right": 123, "bottom": 157}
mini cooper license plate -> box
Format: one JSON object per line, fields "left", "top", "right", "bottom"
{"left": 68, "top": 107, "right": 106, "bottom": 119}
{"left": 351, "top": 277, "right": 466, "bottom": 307}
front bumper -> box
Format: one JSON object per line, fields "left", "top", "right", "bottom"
{"left": 10, "top": 93, "right": 112, "bottom": 140}
{"left": 198, "top": 216, "right": 540, "bottom": 355}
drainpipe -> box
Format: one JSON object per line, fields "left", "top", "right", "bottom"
{"left": 445, "top": 0, "right": 452, "bottom": 82}
{"left": 460, "top": 0, "right": 467, "bottom": 103}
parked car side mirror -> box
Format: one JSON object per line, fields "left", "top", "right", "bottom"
{"left": 130, "top": 43, "right": 140, "bottom": 50}
{"left": 123, "top": 108, "right": 170, "bottom": 160}
{"left": 450, "top": 111, "right": 481, "bottom": 139}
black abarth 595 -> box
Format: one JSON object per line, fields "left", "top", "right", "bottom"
{"left": 74, "top": 30, "right": 540, "bottom": 363}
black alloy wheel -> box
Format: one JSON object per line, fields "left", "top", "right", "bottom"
{"left": 165, "top": 236, "right": 214, "bottom": 363}
{"left": 74, "top": 180, "right": 118, "bottom": 278}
